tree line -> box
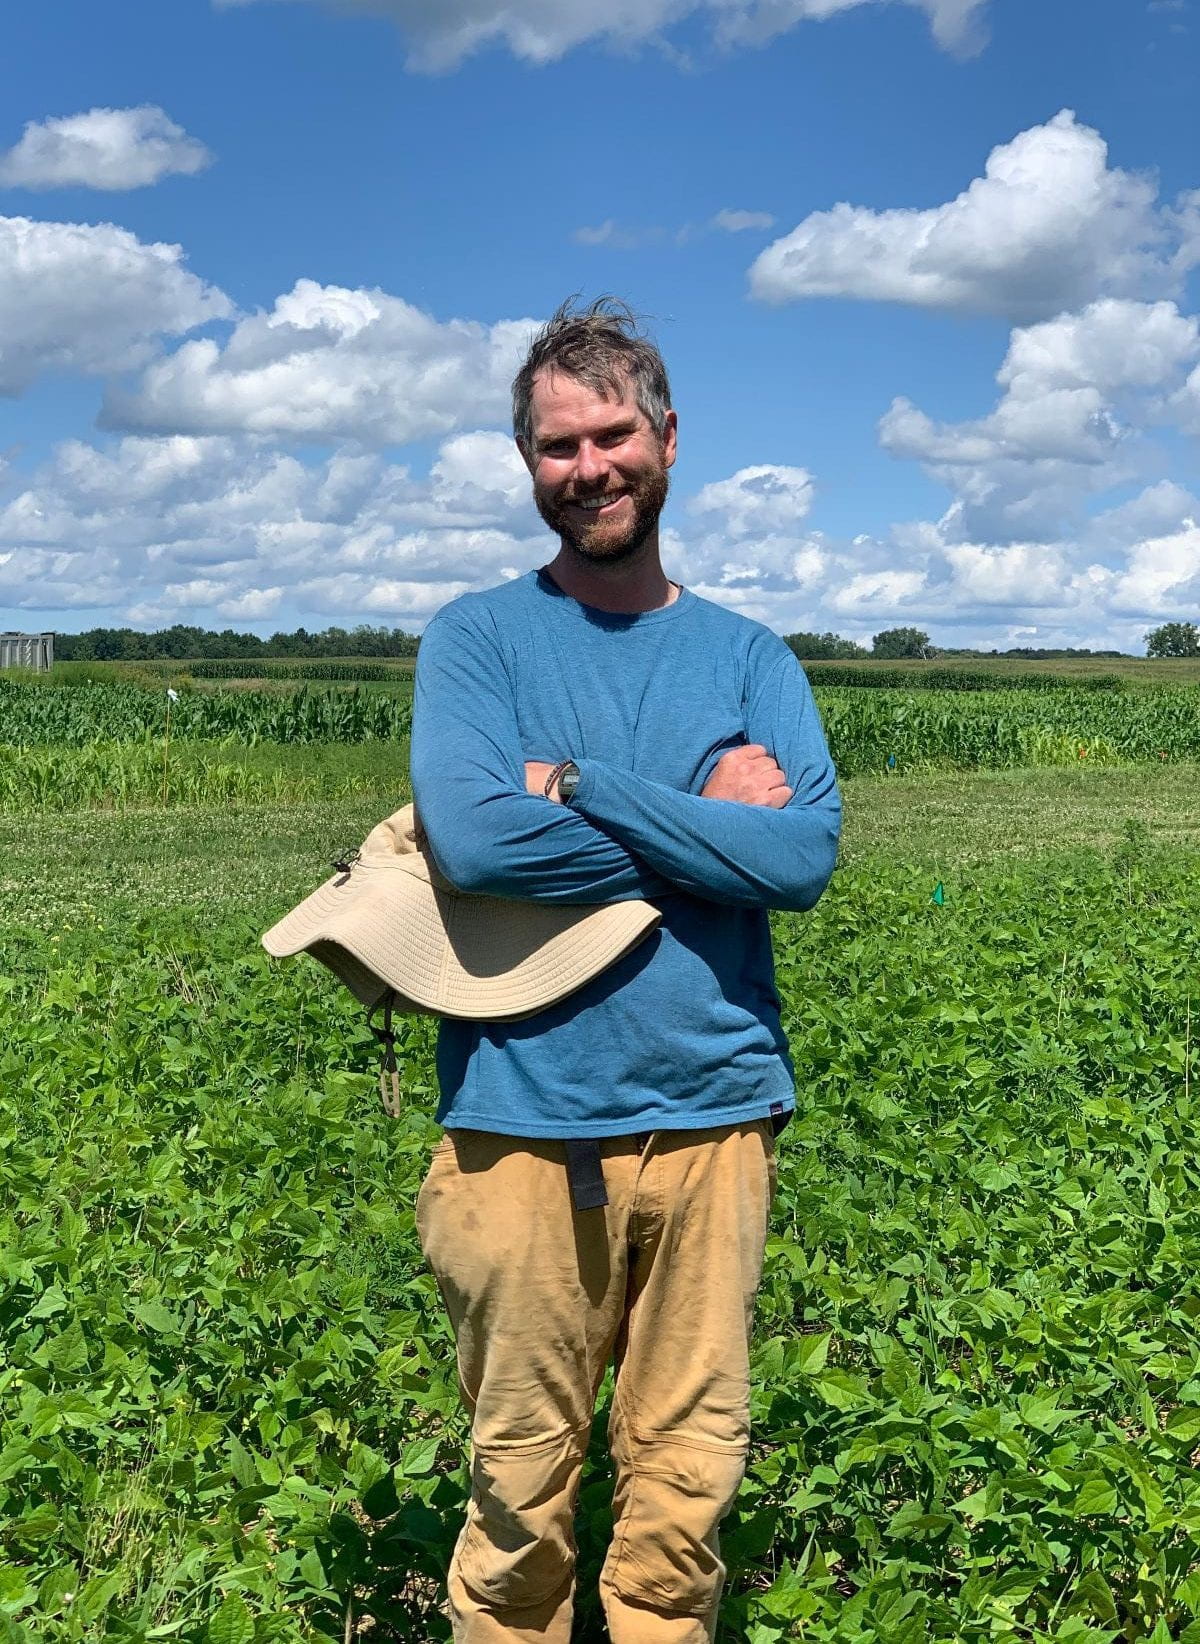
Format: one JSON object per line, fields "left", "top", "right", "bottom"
{"left": 785, "top": 623, "right": 1199, "bottom": 660}
{"left": 44, "top": 619, "right": 1200, "bottom": 663}
{"left": 54, "top": 624, "right": 422, "bottom": 662}
{"left": 783, "top": 627, "right": 1129, "bottom": 661}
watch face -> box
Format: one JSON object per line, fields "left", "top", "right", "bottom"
{"left": 560, "top": 762, "right": 580, "bottom": 799}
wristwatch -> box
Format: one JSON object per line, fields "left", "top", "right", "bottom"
{"left": 557, "top": 761, "right": 580, "bottom": 803}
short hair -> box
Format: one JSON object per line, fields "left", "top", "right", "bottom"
{"left": 512, "top": 296, "right": 672, "bottom": 449}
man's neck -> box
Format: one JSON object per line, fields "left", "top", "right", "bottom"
{"left": 544, "top": 534, "right": 680, "bottom": 615}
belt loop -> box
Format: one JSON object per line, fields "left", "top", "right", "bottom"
{"left": 564, "top": 1138, "right": 608, "bottom": 1211}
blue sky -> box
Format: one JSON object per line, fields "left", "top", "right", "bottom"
{"left": 1, "top": 0, "right": 1197, "bottom": 648}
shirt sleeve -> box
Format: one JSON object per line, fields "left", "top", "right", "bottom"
{"left": 566, "top": 650, "right": 841, "bottom": 912}
{"left": 409, "top": 607, "right": 669, "bottom": 904}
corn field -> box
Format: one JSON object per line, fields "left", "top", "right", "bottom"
{"left": 0, "top": 680, "right": 413, "bottom": 746}
{"left": 180, "top": 660, "right": 415, "bottom": 683}
{"left": 802, "top": 665, "right": 1128, "bottom": 692}
{"left": 815, "top": 686, "right": 1200, "bottom": 774}
{"left": 0, "top": 742, "right": 404, "bottom": 811}
{"left": 1, "top": 680, "right": 1198, "bottom": 808}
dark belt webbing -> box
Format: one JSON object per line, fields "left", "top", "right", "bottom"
{"left": 368, "top": 991, "right": 402, "bottom": 1118}
{"left": 564, "top": 1138, "right": 608, "bottom": 1211}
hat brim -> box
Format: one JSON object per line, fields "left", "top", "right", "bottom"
{"left": 262, "top": 865, "right": 660, "bottom": 1021}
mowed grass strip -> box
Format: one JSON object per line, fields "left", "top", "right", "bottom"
{"left": 840, "top": 762, "right": 1200, "bottom": 866}
{"left": 5, "top": 765, "right": 1198, "bottom": 929}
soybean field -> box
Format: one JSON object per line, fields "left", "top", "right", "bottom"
{"left": 2, "top": 663, "right": 1200, "bottom": 1643}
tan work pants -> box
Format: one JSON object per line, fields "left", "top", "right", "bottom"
{"left": 415, "top": 1121, "right": 777, "bottom": 1643}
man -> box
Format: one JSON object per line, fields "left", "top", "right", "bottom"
{"left": 410, "top": 298, "right": 841, "bottom": 1643}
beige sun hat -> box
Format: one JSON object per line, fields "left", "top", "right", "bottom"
{"left": 261, "top": 804, "right": 661, "bottom": 1021}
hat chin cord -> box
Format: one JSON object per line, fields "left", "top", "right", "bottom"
{"left": 368, "top": 990, "right": 403, "bottom": 1117}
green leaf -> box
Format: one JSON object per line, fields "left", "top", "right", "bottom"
{"left": 1072, "top": 1477, "right": 1118, "bottom": 1516}
{"left": 885, "top": 1500, "right": 955, "bottom": 1539}
{"left": 135, "top": 1297, "right": 181, "bottom": 1335}
{"left": 298, "top": 1550, "right": 327, "bottom": 1589}
{"left": 793, "top": 1332, "right": 830, "bottom": 1376}
{"left": 401, "top": 1435, "right": 441, "bottom": 1477}
{"left": 1017, "top": 1391, "right": 1076, "bottom": 1432}
{"left": 1166, "top": 1406, "right": 1200, "bottom": 1443}
{"left": 28, "top": 1284, "right": 68, "bottom": 1320}
{"left": 40, "top": 1319, "right": 89, "bottom": 1374}
{"left": 207, "top": 1592, "right": 254, "bottom": 1644}
{"left": 810, "top": 1369, "right": 870, "bottom": 1411}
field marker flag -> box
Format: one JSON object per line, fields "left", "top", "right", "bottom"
{"left": 931, "top": 881, "right": 945, "bottom": 906}
{"left": 163, "top": 688, "right": 179, "bottom": 805}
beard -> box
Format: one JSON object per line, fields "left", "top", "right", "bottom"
{"left": 534, "top": 462, "right": 670, "bottom": 565}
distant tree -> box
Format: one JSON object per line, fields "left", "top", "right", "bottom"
{"left": 1145, "top": 621, "right": 1200, "bottom": 658}
{"left": 55, "top": 622, "right": 422, "bottom": 661}
{"left": 872, "top": 626, "right": 932, "bottom": 659}
{"left": 783, "top": 630, "right": 868, "bottom": 661}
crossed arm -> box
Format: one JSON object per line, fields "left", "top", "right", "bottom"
{"left": 410, "top": 612, "right": 841, "bottom": 913}
{"left": 526, "top": 742, "right": 793, "bottom": 810}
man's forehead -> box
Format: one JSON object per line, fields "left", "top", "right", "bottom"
{"left": 529, "top": 367, "right": 640, "bottom": 434}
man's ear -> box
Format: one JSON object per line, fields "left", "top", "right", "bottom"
{"left": 516, "top": 437, "right": 536, "bottom": 476}
{"left": 661, "top": 409, "right": 678, "bottom": 470}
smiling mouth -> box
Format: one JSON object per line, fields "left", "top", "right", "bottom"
{"left": 568, "top": 492, "right": 627, "bottom": 515}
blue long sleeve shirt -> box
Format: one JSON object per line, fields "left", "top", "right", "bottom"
{"left": 409, "top": 567, "right": 841, "bottom": 1137}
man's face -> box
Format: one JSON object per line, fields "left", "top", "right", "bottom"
{"left": 521, "top": 369, "right": 677, "bottom": 564}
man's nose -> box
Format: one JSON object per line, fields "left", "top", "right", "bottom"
{"left": 573, "top": 441, "right": 611, "bottom": 485}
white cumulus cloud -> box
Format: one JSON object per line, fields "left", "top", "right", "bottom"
{"left": 6, "top": 424, "right": 1199, "bottom": 650}
{"left": 750, "top": 111, "right": 1198, "bottom": 322}
{"left": 1101, "top": 520, "right": 1200, "bottom": 619}
{"left": 213, "top": 0, "right": 989, "bottom": 71}
{"left": 0, "top": 106, "right": 212, "bottom": 191}
{"left": 878, "top": 298, "right": 1200, "bottom": 541}
{"left": 0, "top": 430, "right": 544, "bottom": 624}
{"left": 103, "top": 279, "right": 536, "bottom": 444}
{"left": 0, "top": 215, "right": 231, "bottom": 394}
{"left": 689, "top": 464, "right": 815, "bottom": 536}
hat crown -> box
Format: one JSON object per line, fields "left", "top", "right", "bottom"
{"left": 360, "top": 804, "right": 423, "bottom": 864}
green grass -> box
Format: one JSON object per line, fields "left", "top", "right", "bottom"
{"left": 840, "top": 762, "right": 1200, "bottom": 867}
{"left": 2, "top": 799, "right": 394, "bottom": 929}
{"left": 2, "top": 765, "right": 1194, "bottom": 927}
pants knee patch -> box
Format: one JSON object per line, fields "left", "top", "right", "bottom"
{"left": 457, "top": 1434, "right": 584, "bottom": 1610}
{"left": 606, "top": 1440, "right": 747, "bottom": 1613}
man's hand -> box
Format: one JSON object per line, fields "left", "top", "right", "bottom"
{"left": 701, "top": 744, "right": 792, "bottom": 808}
{"left": 525, "top": 761, "right": 563, "bottom": 801}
